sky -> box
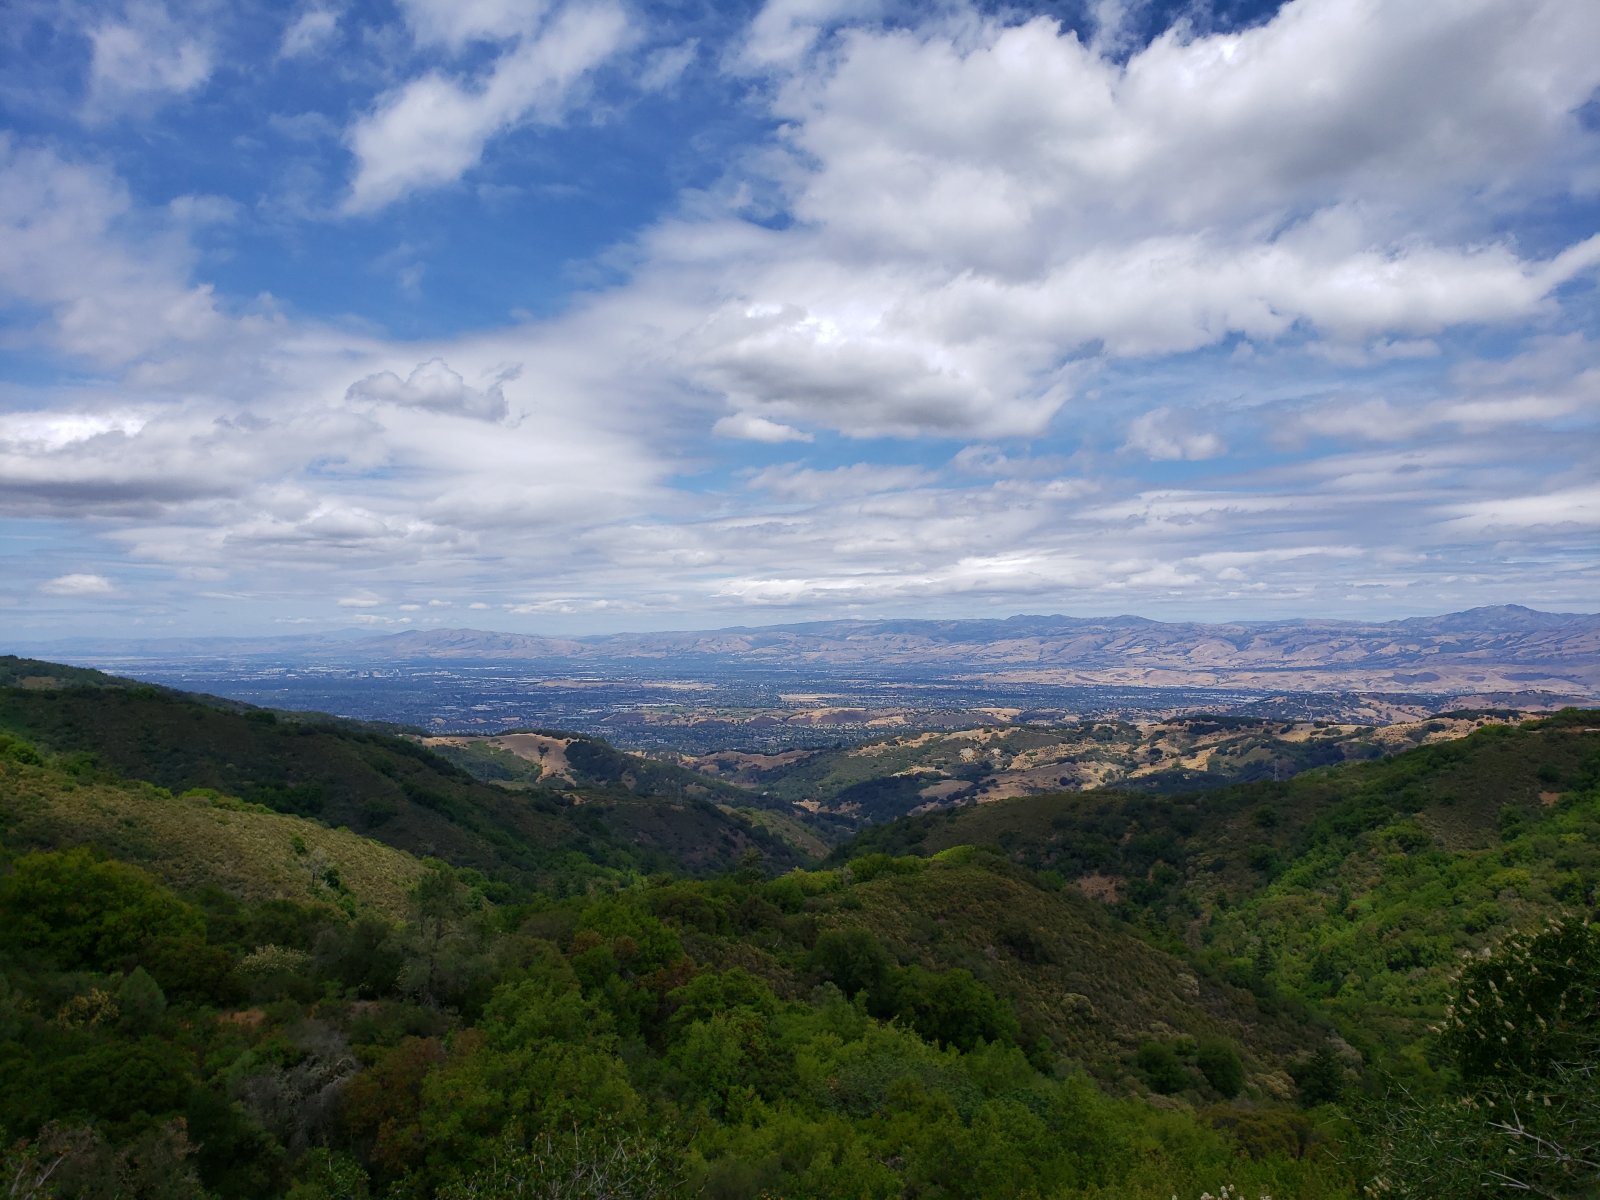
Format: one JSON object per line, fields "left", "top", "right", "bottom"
{"left": 2, "top": 0, "right": 1598, "bottom": 639}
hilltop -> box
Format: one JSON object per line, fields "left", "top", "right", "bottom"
{"left": 1, "top": 664, "right": 1595, "bottom": 1197}
{"left": 22, "top": 604, "right": 1600, "bottom": 708}
{"left": 839, "top": 709, "right": 1600, "bottom": 1056}
{"left": 0, "top": 657, "right": 802, "bottom": 883}
{"left": 683, "top": 710, "right": 1521, "bottom": 825}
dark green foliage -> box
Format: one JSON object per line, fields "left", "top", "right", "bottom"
{"left": 1195, "top": 1037, "right": 1245, "bottom": 1098}
{"left": 886, "top": 965, "right": 1019, "bottom": 1051}
{"left": 808, "top": 928, "right": 892, "bottom": 1002}
{"left": 1440, "top": 916, "right": 1600, "bottom": 1086}
{"left": 5, "top": 1039, "right": 194, "bottom": 1138}
{"left": 1134, "top": 1041, "right": 1192, "bottom": 1094}
{"left": 0, "top": 849, "right": 204, "bottom": 973}
{"left": 1290, "top": 1046, "right": 1347, "bottom": 1107}
{"left": 830, "top": 773, "right": 942, "bottom": 822}
{"left": 114, "top": 969, "right": 167, "bottom": 1035}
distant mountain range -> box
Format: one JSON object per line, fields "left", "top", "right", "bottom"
{"left": 22, "top": 604, "right": 1600, "bottom": 700}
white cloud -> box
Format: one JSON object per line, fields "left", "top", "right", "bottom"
{"left": 506, "top": 597, "right": 627, "bottom": 614}
{"left": 1439, "top": 485, "right": 1600, "bottom": 533}
{"left": 0, "top": 140, "right": 229, "bottom": 366}
{"left": 41, "top": 573, "right": 117, "bottom": 596}
{"left": 1284, "top": 374, "right": 1597, "bottom": 445}
{"left": 639, "top": 40, "right": 698, "bottom": 92}
{"left": 650, "top": 1, "right": 1600, "bottom": 440}
{"left": 1124, "top": 407, "right": 1227, "bottom": 461}
{"left": 279, "top": 8, "right": 339, "bottom": 59}
{"left": 747, "top": 462, "right": 934, "bottom": 502}
{"left": 733, "top": 0, "right": 875, "bottom": 75}
{"left": 398, "top": 0, "right": 551, "bottom": 50}
{"left": 85, "top": 3, "right": 211, "bottom": 117}
{"left": 712, "top": 412, "right": 814, "bottom": 443}
{"left": 344, "top": 2, "right": 632, "bottom": 212}
{"left": 346, "top": 358, "right": 515, "bottom": 421}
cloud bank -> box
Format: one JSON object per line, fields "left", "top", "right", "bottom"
{"left": 1, "top": 0, "right": 1597, "bottom": 635}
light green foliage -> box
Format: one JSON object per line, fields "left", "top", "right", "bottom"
{"left": 16, "top": 668, "right": 1593, "bottom": 1200}
{"left": 1361, "top": 920, "right": 1600, "bottom": 1198}
{"left": 438, "top": 1125, "right": 685, "bottom": 1199}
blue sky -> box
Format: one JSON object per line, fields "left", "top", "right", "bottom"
{"left": 2, "top": 0, "right": 1598, "bottom": 638}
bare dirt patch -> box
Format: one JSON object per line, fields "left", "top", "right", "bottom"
{"left": 491, "top": 733, "right": 575, "bottom": 782}
{"left": 1075, "top": 873, "right": 1124, "bottom": 903}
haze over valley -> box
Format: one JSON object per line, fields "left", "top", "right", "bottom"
{"left": 25, "top": 604, "right": 1599, "bottom": 752}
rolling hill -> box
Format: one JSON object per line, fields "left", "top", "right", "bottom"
{"left": 683, "top": 710, "right": 1522, "bottom": 824}
{"left": 22, "top": 604, "right": 1600, "bottom": 706}
{"left": 0, "top": 657, "right": 802, "bottom": 884}
{"left": 839, "top": 709, "right": 1600, "bottom": 1055}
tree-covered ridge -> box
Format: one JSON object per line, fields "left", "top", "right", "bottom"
{"left": 841, "top": 712, "right": 1600, "bottom": 1057}
{"left": 0, "top": 715, "right": 1344, "bottom": 1199}
{"left": 0, "top": 731, "right": 425, "bottom": 915}
{"left": 0, "top": 849, "right": 1352, "bottom": 1197}
{"left": 2, "top": 673, "right": 1597, "bottom": 1197}
{"left": 0, "top": 660, "right": 801, "bottom": 884}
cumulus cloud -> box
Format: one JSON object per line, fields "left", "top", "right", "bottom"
{"left": 685, "top": 294, "right": 1062, "bottom": 438}
{"left": 656, "top": 1, "right": 1600, "bottom": 440}
{"left": 279, "top": 8, "right": 339, "bottom": 58}
{"left": 345, "top": 359, "right": 516, "bottom": 421}
{"left": 344, "top": 2, "right": 631, "bottom": 211}
{"left": 712, "top": 413, "right": 813, "bottom": 443}
{"left": 0, "top": 140, "right": 252, "bottom": 369}
{"left": 84, "top": 3, "right": 211, "bottom": 117}
{"left": 1124, "top": 408, "right": 1227, "bottom": 461}
{"left": 41, "top": 573, "right": 116, "bottom": 596}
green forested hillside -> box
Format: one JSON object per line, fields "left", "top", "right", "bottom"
{"left": 1, "top": 674, "right": 1595, "bottom": 1199}
{"left": 0, "top": 734, "right": 425, "bottom": 914}
{"left": 0, "top": 722, "right": 1353, "bottom": 1200}
{"left": 841, "top": 712, "right": 1600, "bottom": 1059}
{"left": 0, "top": 658, "right": 799, "bottom": 883}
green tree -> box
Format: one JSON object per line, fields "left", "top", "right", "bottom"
{"left": 0, "top": 850, "right": 204, "bottom": 973}
{"left": 1195, "top": 1037, "right": 1245, "bottom": 1098}
{"left": 807, "top": 929, "right": 892, "bottom": 1006}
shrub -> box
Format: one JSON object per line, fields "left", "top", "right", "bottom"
{"left": 0, "top": 849, "right": 205, "bottom": 972}
{"left": 1196, "top": 1037, "right": 1246, "bottom": 1098}
{"left": 1134, "top": 1041, "right": 1192, "bottom": 1095}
